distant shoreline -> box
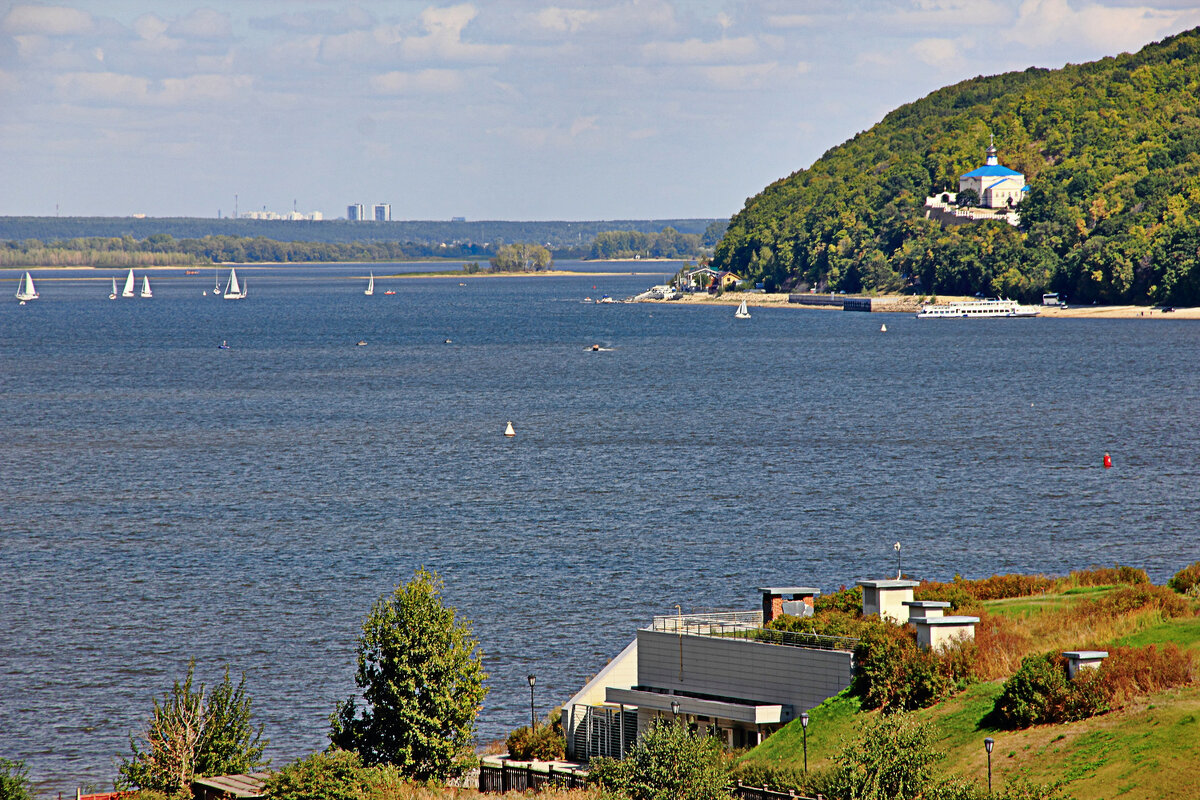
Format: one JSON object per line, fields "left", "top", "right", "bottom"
{"left": 639, "top": 291, "right": 1200, "bottom": 319}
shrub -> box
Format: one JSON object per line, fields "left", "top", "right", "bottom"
{"left": 914, "top": 581, "right": 981, "bottom": 613}
{"left": 965, "top": 573, "right": 1057, "bottom": 600}
{"left": 832, "top": 714, "right": 940, "bottom": 800}
{"left": 814, "top": 586, "right": 862, "bottom": 615}
{"left": 588, "top": 720, "right": 730, "bottom": 800}
{"left": 1084, "top": 583, "right": 1190, "bottom": 618}
{"left": 852, "top": 621, "right": 976, "bottom": 712}
{"left": 1069, "top": 565, "right": 1149, "bottom": 587}
{"left": 506, "top": 724, "right": 565, "bottom": 761}
{"left": 264, "top": 750, "right": 369, "bottom": 800}
{"left": 1096, "top": 644, "right": 1195, "bottom": 704}
{"left": 991, "top": 653, "right": 1071, "bottom": 728}
{"left": 924, "top": 776, "right": 1071, "bottom": 800}
{"left": 1168, "top": 561, "right": 1200, "bottom": 595}
{"left": 0, "top": 758, "right": 33, "bottom": 800}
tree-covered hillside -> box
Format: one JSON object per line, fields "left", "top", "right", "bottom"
{"left": 713, "top": 27, "right": 1200, "bottom": 304}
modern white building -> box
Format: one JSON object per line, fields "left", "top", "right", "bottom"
{"left": 373, "top": 203, "right": 391, "bottom": 222}
{"left": 347, "top": 203, "right": 365, "bottom": 221}
{"left": 958, "top": 142, "right": 1027, "bottom": 209}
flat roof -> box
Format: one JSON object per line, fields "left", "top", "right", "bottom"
{"left": 1062, "top": 650, "right": 1109, "bottom": 659}
{"left": 912, "top": 615, "right": 980, "bottom": 626}
{"left": 758, "top": 586, "right": 821, "bottom": 595}
{"left": 857, "top": 579, "right": 919, "bottom": 588}
{"left": 903, "top": 600, "right": 951, "bottom": 607}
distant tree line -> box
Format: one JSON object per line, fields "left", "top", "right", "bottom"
{"left": 589, "top": 227, "right": 704, "bottom": 259}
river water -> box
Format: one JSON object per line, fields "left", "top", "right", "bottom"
{"left": 1, "top": 261, "right": 1196, "bottom": 794}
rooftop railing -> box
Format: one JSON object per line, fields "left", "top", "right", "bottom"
{"left": 649, "top": 611, "right": 858, "bottom": 652}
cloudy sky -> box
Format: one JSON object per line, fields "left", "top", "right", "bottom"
{"left": 3, "top": 0, "right": 1200, "bottom": 220}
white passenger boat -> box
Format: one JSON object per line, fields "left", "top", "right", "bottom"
{"left": 916, "top": 299, "right": 1040, "bottom": 319}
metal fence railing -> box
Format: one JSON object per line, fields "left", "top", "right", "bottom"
{"left": 649, "top": 612, "right": 858, "bottom": 652}
{"left": 478, "top": 763, "right": 588, "bottom": 793}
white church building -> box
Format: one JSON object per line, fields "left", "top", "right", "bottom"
{"left": 958, "top": 141, "right": 1027, "bottom": 208}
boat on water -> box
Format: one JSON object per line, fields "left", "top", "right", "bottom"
{"left": 121, "top": 269, "right": 136, "bottom": 298}
{"left": 140, "top": 275, "right": 153, "bottom": 298}
{"left": 218, "top": 340, "right": 230, "bottom": 349}
{"left": 384, "top": 290, "right": 396, "bottom": 295}
{"left": 365, "top": 273, "right": 374, "bottom": 296}
{"left": 223, "top": 267, "right": 247, "bottom": 300}
{"left": 916, "top": 299, "right": 1040, "bottom": 319}
{"left": 734, "top": 299, "right": 751, "bottom": 319}
{"left": 109, "top": 277, "right": 118, "bottom": 300}
{"left": 212, "top": 269, "right": 221, "bottom": 296}
{"left": 15, "top": 271, "right": 38, "bottom": 302}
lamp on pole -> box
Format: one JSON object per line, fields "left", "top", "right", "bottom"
{"left": 527, "top": 674, "right": 537, "bottom": 733}
{"left": 894, "top": 542, "right": 902, "bottom": 579}
{"left": 671, "top": 700, "right": 680, "bottom": 724}
{"left": 983, "top": 737, "right": 994, "bottom": 794}
{"left": 800, "top": 712, "right": 810, "bottom": 773}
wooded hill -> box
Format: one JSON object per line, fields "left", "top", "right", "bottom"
{"left": 712, "top": 27, "right": 1200, "bottom": 305}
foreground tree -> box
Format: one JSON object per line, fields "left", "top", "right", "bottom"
{"left": 116, "top": 662, "right": 268, "bottom": 796}
{"left": 588, "top": 720, "right": 731, "bottom": 800}
{"left": 0, "top": 758, "right": 34, "bottom": 800}
{"left": 330, "top": 568, "right": 488, "bottom": 781}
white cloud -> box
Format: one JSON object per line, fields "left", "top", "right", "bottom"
{"left": 533, "top": 7, "right": 601, "bottom": 34}
{"left": 168, "top": 8, "right": 233, "bottom": 40}
{"left": 569, "top": 115, "right": 597, "bottom": 137}
{"left": 2, "top": 5, "right": 92, "bottom": 36}
{"left": 699, "top": 62, "right": 782, "bottom": 91}
{"left": 53, "top": 70, "right": 251, "bottom": 106}
{"left": 885, "top": 0, "right": 1009, "bottom": 28}
{"left": 1007, "top": 0, "right": 1200, "bottom": 52}
{"left": 369, "top": 68, "right": 468, "bottom": 94}
{"left": 400, "top": 4, "right": 510, "bottom": 62}
{"left": 645, "top": 35, "right": 764, "bottom": 65}
{"left": 910, "top": 37, "right": 967, "bottom": 68}
{"left": 765, "top": 14, "right": 813, "bottom": 28}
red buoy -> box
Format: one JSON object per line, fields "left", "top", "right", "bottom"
{"left": 1103, "top": 452, "right": 1112, "bottom": 469}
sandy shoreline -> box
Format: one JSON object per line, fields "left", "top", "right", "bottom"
{"left": 638, "top": 291, "right": 1200, "bottom": 319}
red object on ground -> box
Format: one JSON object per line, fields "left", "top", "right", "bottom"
{"left": 1103, "top": 452, "right": 1113, "bottom": 469}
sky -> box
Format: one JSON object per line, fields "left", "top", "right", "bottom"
{"left": 3, "top": 0, "right": 1200, "bottom": 221}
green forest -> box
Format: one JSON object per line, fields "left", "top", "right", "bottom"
{"left": 713, "top": 27, "right": 1200, "bottom": 305}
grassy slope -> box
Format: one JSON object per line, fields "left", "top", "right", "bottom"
{"left": 741, "top": 595, "right": 1200, "bottom": 799}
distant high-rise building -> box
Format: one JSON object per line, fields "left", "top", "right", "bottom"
{"left": 373, "top": 203, "right": 391, "bottom": 222}
{"left": 348, "top": 203, "right": 365, "bottom": 221}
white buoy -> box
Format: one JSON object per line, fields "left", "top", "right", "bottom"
{"left": 504, "top": 421, "right": 515, "bottom": 437}
{"left": 880, "top": 323, "right": 887, "bottom": 332}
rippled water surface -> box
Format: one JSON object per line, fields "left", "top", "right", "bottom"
{"left": 2, "top": 262, "right": 1197, "bottom": 794}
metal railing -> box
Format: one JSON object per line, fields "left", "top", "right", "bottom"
{"left": 650, "top": 611, "right": 858, "bottom": 652}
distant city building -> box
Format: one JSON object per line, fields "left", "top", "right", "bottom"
{"left": 241, "top": 209, "right": 322, "bottom": 221}
{"left": 959, "top": 140, "right": 1027, "bottom": 209}
{"left": 451, "top": 216, "right": 466, "bottom": 222}
{"left": 373, "top": 203, "right": 391, "bottom": 222}
{"left": 347, "top": 203, "right": 365, "bottom": 221}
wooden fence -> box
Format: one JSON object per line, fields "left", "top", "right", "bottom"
{"left": 730, "top": 782, "right": 821, "bottom": 800}
{"left": 478, "top": 763, "right": 588, "bottom": 793}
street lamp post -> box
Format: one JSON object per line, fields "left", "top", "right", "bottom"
{"left": 800, "top": 712, "right": 810, "bottom": 773}
{"left": 527, "top": 674, "right": 537, "bottom": 733}
{"left": 984, "top": 737, "right": 994, "bottom": 794}
{"left": 894, "top": 542, "right": 902, "bottom": 579}
{"left": 671, "top": 700, "right": 680, "bottom": 724}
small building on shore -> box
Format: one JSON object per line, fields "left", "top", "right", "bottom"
{"left": 958, "top": 141, "right": 1026, "bottom": 209}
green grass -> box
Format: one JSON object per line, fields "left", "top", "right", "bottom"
{"left": 740, "top": 690, "right": 862, "bottom": 769}
{"left": 982, "top": 586, "right": 1114, "bottom": 619}
{"left": 1111, "top": 616, "right": 1200, "bottom": 652}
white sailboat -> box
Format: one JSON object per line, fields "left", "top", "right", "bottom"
{"left": 223, "top": 267, "right": 247, "bottom": 300}
{"left": 365, "top": 273, "right": 375, "bottom": 296}
{"left": 121, "top": 268, "right": 136, "bottom": 298}
{"left": 109, "top": 277, "right": 118, "bottom": 300}
{"left": 15, "top": 271, "right": 38, "bottom": 302}
{"left": 734, "top": 299, "right": 751, "bottom": 319}
{"left": 140, "top": 275, "right": 153, "bottom": 298}
{"left": 212, "top": 269, "right": 221, "bottom": 296}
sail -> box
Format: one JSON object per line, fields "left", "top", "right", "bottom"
{"left": 122, "top": 269, "right": 136, "bottom": 297}
{"left": 735, "top": 300, "right": 750, "bottom": 318}
{"left": 110, "top": 277, "right": 118, "bottom": 299}
{"left": 141, "top": 275, "right": 152, "bottom": 298}
{"left": 16, "top": 271, "right": 38, "bottom": 301}
{"left": 223, "top": 267, "right": 246, "bottom": 299}
{"left": 365, "top": 273, "right": 374, "bottom": 296}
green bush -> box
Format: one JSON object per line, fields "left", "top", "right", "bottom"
{"left": 0, "top": 758, "right": 33, "bottom": 800}
{"left": 852, "top": 622, "right": 975, "bottom": 712}
{"left": 914, "top": 581, "right": 981, "bottom": 613}
{"left": 924, "top": 776, "right": 1072, "bottom": 800}
{"left": 814, "top": 586, "right": 862, "bottom": 614}
{"left": 588, "top": 720, "right": 730, "bottom": 800}
{"left": 1069, "top": 565, "right": 1149, "bottom": 586}
{"left": 1168, "top": 561, "right": 1200, "bottom": 595}
{"left": 991, "top": 653, "right": 1072, "bottom": 728}
{"left": 505, "top": 724, "right": 565, "bottom": 761}
{"left": 831, "top": 714, "right": 940, "bottom": 800}
{"left": 264, "top": 750, "right": 370, "bottom": 800}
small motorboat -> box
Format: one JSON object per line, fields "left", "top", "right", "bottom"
{"left": 218, "top": 340, "right": 230, "bottom": 350}
{"left": 356, "top": 340, "right": 367, "bottom": 346}
{"left": 384, "top": 290, "right": 396, "bottom": 295}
